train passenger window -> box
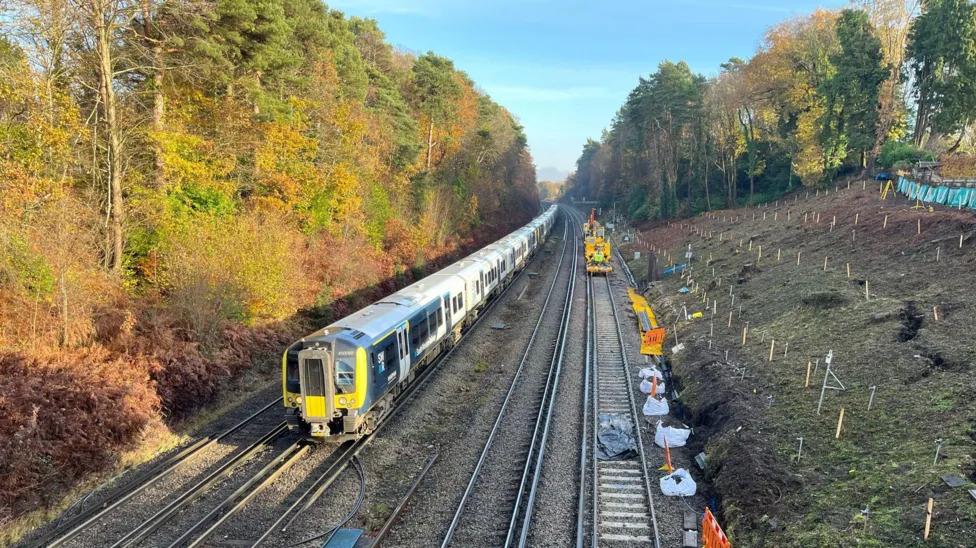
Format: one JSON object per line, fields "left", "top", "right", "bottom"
{"left": 373, "top": 350, "right": 386, "bottom": 375}
{"left": 436, "top": 308, "right": 443, "bottom": 326}
{"left": 458, "top": 294, "right": 463, "bottom": 309}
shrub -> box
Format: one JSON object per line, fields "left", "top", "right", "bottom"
{"left": 877, "top": 141, "right": 934, "bottom": 169}
{"left": 0, "top": 349, "right": 160, "bottom": 523}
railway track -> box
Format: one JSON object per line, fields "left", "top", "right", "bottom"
{"left": 40, "top": 398, "right": 284, "bottom": 548}
{"left": 581, "top": 271, "right": 661, "bottom": 547}
{"left": 441, "top": 213, "right": 578, "bottom": 548}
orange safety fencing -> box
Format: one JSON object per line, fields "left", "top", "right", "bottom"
{"left": 702, "top": 507, "right": 731, "bottom": 548}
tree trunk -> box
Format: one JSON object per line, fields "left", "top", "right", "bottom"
{"left": 143, "top": 0, "right": 165, "bottom": 186}
{"left": 94, "top": 3, "right": 124, "bottom": 273}
{"left": 426, "top": 119, "right": 434, "bottom": 170}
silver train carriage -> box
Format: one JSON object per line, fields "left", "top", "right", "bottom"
{"left": 282, "top": 205, "right": 558, "bottom": 439}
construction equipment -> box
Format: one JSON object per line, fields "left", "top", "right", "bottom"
{"left": 583, "top": 209, "right": 613, "bottom": 274}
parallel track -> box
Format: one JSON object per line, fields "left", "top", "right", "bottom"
{"left": 441, "top": 212, "right": 578, "bottom": 548}
{"left": 582, "top": 268, "right": 661, "bottom": 547}
{"left": 41, "top": 398, "right": 283, "bottom": 548}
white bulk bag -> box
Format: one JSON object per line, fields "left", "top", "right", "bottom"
{"left": 639, "top": 378, "right": 666, "bottom": 396}
{"left": 660, "top": 468, "right": 697, "bottom": 497}
{"left": 642, "top": 395, "right": 669, "bottom": 416}
{"left": 654, "top": 420, "right": 691, "bottom": 448}
{"left": 638, "top": 367, "right": 664, "bottom": 380}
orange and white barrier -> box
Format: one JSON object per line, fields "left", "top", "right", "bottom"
{"left": 702, "top": 507, "right": 731, "bottom": 548}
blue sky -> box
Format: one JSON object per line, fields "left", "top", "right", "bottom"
{"left": 330, "top": 0, "right": 848, "bottom": 181}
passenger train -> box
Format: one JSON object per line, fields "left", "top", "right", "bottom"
{"left": 282, "top": 205, "right": 559, "bottom": 439}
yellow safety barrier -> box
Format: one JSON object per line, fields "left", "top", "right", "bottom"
{"left": 627, "top": 288, "right": 666, "bottom": 356}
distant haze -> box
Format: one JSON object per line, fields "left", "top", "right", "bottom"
{"left": 537, "top": 166, "right": 569, "bottom": 183}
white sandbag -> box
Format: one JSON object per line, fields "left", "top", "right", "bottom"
{"left": 638, "top": 367, "right": 663, "bottom": 380}
{"left": 639, "top": 378, "right": 666, "bottom": 396}
{"left": 660, "top": 468, "right": 697, "bottom": 497}
{"left": 654, "top": 420, "right": 691, "bottom": 448}
{"left": 642, "top": 395, "right": 669, "bottom": 416}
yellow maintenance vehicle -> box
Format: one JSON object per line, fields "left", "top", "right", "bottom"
{"left": 583, "top": 209, "right": 613, "bottom": 274}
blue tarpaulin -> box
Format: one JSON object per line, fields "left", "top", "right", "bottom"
{"left": 896, "top": 176, "right": 976, "bottom": 210}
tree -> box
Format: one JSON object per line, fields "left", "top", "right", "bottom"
{"left": 408, "top": 52, "right": 462, "bottom": 170}
{"left": 820, "top": 9, "right": 888, "bottom": 176}
{"left": 907, "top": 0, "right": 976, "bottom": 148}
{"left": 856, "top": 0, "right": 920, "bottom": 172}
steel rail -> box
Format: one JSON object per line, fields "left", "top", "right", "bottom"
{"left": 112, "top": 422, "right": 289, "bottom": 548}
{"left": 248, "top": 211, "right": 561, "bottom": 548}
{"left": 185, "top": 443, "right": 311, "bottom": 548}
{"left": 511, "top": 211, "right": 580, "bottom": 547}
{"left": 167, "top": 439, "right": 307, "bottom": 548}
{"left": 370, "top": 452, "right": 438, "bottom": 547}
{"left": 600, "top": 268, "right": 661, "bottom": 548}
{"left": 440, "top": 211, "right": 572, "bottom": 548}
{"left": 42, "top": 397, "right": 282, "bottom": 548}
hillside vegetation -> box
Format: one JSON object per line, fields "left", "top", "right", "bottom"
{"left": 0, "top": 0, "right": 538, "bottom": 532}
{"left": 567, "top": 0, "right": 976, "bottom": 218}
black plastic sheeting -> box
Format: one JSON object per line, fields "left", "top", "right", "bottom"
{"left": 596, "top": 413, "right": 638, "bottom": 460}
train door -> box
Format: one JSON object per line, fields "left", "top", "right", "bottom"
{"left": 443, "top": 295, "right": 452, "bottom": 331}
{"left": 298, "top": 345, "right": 333, "bottom": 432}
{"left": 395, "top": 324, "right": 410, "bottom": 379}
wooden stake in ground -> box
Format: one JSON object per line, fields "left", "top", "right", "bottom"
{"left": 924, "top": 498, "right": 934, "bottom": 540}
{"left": 768, "top": 339, "right": 775, "bottom": 362}
{"left": 933, "top": 306, "right": 940, "bottom": 321}
{"left": 805, "top": 360, "right": 812, "bottom": 388}
{"left": 884, "top": 214, "right": 888, "bottom": 229}
{"left": 728, "top": 310, "right": 733, "bottom": 328}
{"left": 918, "top": 218, "right": 921, "bottom": 235}
{"left": 741, "top": 324, "right": 749, "bottom": 346}
{"left": 846, "top": 263, "right": 851, "bottom": 278}
{"left": 835, "top": 407, "right": 845, "bottom": 439}
{"left": 868, "top": 385, "right": 876, "bottom": 411}
{"left": 777, "top": 248, "right": 782, "bottom": 261}
{"left": 865, "top": 279, "right": 870, "bottom": 301}
{"left": 797, "top": 251, "right": 801, "bottom": 266}
{"left": 823, "top": 255, "right": 829, "bottom": 271}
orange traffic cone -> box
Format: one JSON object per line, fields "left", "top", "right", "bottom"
{"left": 659, "top": 437, "right": 674, "bottom": 473}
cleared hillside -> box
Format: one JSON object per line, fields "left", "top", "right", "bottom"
{"left": 620, "top": 183, "right": 975, "bottom": 546}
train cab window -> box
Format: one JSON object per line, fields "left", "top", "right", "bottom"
{"left": 303, "top": 358, "right": 326, "bottom": 397}
{"left": 335, "top": 359, "right": 354, "bottom": 394}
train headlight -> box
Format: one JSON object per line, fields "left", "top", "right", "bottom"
{"left": 295, "top": 396, "right": 302, "bottom": 404}
{"left": 338, "top": 396, "right": 347, "bottom": 405}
